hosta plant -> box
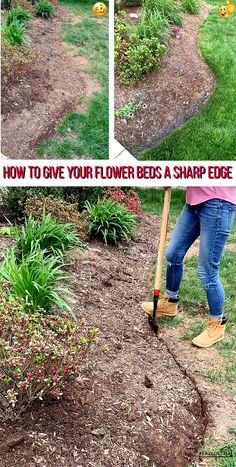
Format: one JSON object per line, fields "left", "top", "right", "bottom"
{"left": 35, "top": 0, "right": 56, "bottom": 18}
{"left": 0, "top": 283, "right": 98, "bottom": 419}
{"left": 86, "top": 199, "right": 137, "bottom": 244}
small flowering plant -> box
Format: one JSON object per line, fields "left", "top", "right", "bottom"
{"left": 0, "top": 283, "right": 97, "bottom": 419}
{"left": 102, "top": 188, "right": 142, "bottom": 215}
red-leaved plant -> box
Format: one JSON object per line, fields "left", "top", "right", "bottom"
{"left": 103, "top": 188, "right": 142, "bottom": 215}
{"left": 0, "top": 282, "right": 97, "bottom": 420}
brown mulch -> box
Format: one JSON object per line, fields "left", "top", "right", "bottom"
{"left": 1, "top": 7, "right": 100, "bottom": 160}
{"left": 0, "top": 215, "right": 207, "bottom": 467}
{"left": 115, "top": 4, "right": 215, "bottom": 155}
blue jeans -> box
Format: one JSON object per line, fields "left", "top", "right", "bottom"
{"left": 165, "top": 199, "right": 236, "bottom": 317}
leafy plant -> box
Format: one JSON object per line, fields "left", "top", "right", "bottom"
{"left": 0, "top": 187, "right": 63, "bottom": 221}
{"left": 6, "top": 6, "right": 32, "bottom": 25}
{"left": 13, "top": 213, "right": 82, "bottom": 260}
{"left": 1, "top": 39, "right": 37, "bottom": 83}
{"left": 25, "top": 195, "right": 89, "bottom": 239}
{"left": 182, "top": 0, "right": 200, "bottom": 15}
{"left": 35, "top": 0, "right": 56, "bottom": 18}
{"left": 145, "top": 0, "right": 182, "bottom": 26}
{"left": 0, "top": 283, "right": 97, "bottom": 419}
{"left": 86, "top": 199, "right": 137, "bottom": 244}
{"left": 115, "top": 13, "right": 166, "bottom": 85}
{"left": 138, "top": 8, "right": 171, "bottom": 43}
{"left": 0, "top": 247, "right": 73, "bottom": 315}
{"left": 115, "top": 100, "right": 144, "bottom": 119}
{"left": 2, "top": 20, "right": 30, "bottom": 46}
{"left": 2, "top": 0, "right": 12, "bottom": 9}
{"left": 103, "top": 188, "right": 142, "bottom": 215}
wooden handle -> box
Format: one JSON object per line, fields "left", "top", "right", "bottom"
{"left": 154, "top": 188, "right": 172, "bottom": 291}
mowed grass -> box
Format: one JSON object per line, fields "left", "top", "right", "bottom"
{"left": 139, "top": 188, "right": 236, "bottom": 387}
{"left": 38, "top": 0, "right": 108, "bottom": 159}
{"left": 142, "top": 3, "right": 236, "bottom": 160}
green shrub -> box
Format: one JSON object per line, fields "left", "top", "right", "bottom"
{"left": 1, "top": 39, "right": 38, "bottom": 83}
{"left": 25, "top": 195, "right": 89, "bottom": 239}
{"left": 0, "top": 187, "right": 64, "bottom": 222}
{"left": 2, "top": 20, "right": 30, "bottom": 46}
{"left": 35, "top": 0, "right": 56, "bottom": 18}
{"left": 62, "top": 187, "right": 103, "bottom": 212}
{"left": 2, "top": 0, "right": 12, "bottom": 9}
{"left": 115, "top": 12, "right": 166, "bottom": 84}
{"left": 0, "top": 283, "right": 97, "bottom": 419}
{"left": 14, "top": 213, "right": 82, "bottom": 260}
{"left": 116, "top": 32, "right": 166, "bottom": 84}
{"left": 86, "top": 199, "right": 137, "bottom": 244}
{"left": 6, "top": 6, "right": 32, "bottom": 25}
{"left": 0, "top": 247, "right": 73, "bottom": 315}
{"left": 182, "top": 0, "right": 200, "bottom": 14}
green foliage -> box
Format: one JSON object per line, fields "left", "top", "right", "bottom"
{"left": 115, "top": 13, "right": 166, "bottom": 84}
{"left": 121, "top": 0, "right": 142, "bottom": 5}
{"left": 115, "top": 100, "right": 143, "bottom": 119}
{"left": 2, "top": 20, "right": 30, "bottom": 46}
{"left": 6, "top": 6, "right": 32, "bottom": 25}
{"left": 145, "top": 0, "right": 182, "bottom": 26}
{"left": 35, "top": 0, "right": 56, "bottom": 18}
{"left": 0, "top": 247, "right": 73, "bottom": 315}
{"left": 138, "top": 8, "right": 171, "bottom": 42}
{"left": 86, "top": 199, "right": 137, "bottom": 244}
{"left": 25, "top": 195, "right": 89, "bottom": 239}
{"left": 2, "top": 0, "right": 12, "bottom": 9}
{"left": 62, "top": 187, "right": 103, "bottom": 212}
{"left": 0, "top": 284, "right": 97, "bottom": 419}
{"left": 182, "top": 0, "right": 200, "bottom": 14}
{"left": 1, "top": 38, "right": 37, "bottom": 83}
{"left": 13, "top": 213, "right": 82, "bottom": 260}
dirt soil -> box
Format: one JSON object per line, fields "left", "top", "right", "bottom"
{"left": 115, "top": 4, "right": 215, "bottom": 156}
{"left": 0, "top": 215, "right": 208, "bottom": 467}
{"left": 1, "top": 7, "right": 100, "bottom": 160}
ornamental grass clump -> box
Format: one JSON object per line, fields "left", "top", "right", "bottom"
{"left": 86, "top": 199, "right": 137, "bottom": 244}
{"left": 35, "top": 0, "right": 56, "bottom": 18}
{"left": 2, "top": 20, "right": 30, "bottom": 46}
{"left": 0, "top": 247, "right": 74, "bottom": 315}
{"left": 14, "top": 213, "right": 82, "bottom": 260}
{"left": 6, "top": 6, "right": 32, "bottom": 25}
{"left": 0, "top": 283, "right": 97, "bottom": 419}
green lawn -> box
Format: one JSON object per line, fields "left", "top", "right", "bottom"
{"left": 142, "top": 2, "right": 236, "bottom": 160}
{"left": 38, "top": 0, "right": 108, "bottom": 159}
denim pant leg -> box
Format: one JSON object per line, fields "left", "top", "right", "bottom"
{"left": 166, "top": 204, "right": 200, "bottom": 295}
{"left": 197, "top": 199, "right": 236, "bottom": 317}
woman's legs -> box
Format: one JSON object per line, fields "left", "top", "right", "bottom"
{"left": 165, "top": 204, "right": 200, "bottom": 298}
{"left": 197, "top": 199, "right": 236, "bottom": 319}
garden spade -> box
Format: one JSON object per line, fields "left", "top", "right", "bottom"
{"left": 147, "top": 187, "right": 172, "bottom": 335}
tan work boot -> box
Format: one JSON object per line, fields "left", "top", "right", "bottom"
{"left": 141, "top": 293, "right": 178, "bottom": 317}
{"left": 192, "top": 317, "right": 227, "bottom": 348}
